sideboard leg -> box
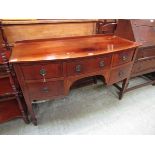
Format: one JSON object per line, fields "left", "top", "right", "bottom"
{"left": 152, "top": 81, "right": 155, "bottom": 86}
{"left": 119, "top": 78, "right": 129, "bottom": 100}
{"left": 27, "top": 103, "right": 37, "bottom": 126}
{"left": 93, "top": 76, "right": 97, "bottom": 84}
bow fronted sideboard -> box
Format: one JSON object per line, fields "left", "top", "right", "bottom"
{"left": 9, "top": 34, "right": 139, "bottom": 125}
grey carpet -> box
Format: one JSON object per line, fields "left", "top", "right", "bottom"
{"left": 0, "top": 77, "right": 155, "bottom": 135}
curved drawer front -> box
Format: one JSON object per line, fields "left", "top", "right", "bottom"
{"left": 112, "top": 49, "right": 134, "bottom": 67}
{"left": 21, "top": 62, "right": 63, "bottom": 80}
{"left": 27, "top": 80, "right": 64, "bottom": 100}
{"left": 109, "top": 64, "right": 131, "bottom": 85}
{"left": 66, "top": 55, "right": 111, "bottom": 76}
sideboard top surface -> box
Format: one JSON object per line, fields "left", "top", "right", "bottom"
{"left": 10, "top": 34, "right": 140, "bottom": 63}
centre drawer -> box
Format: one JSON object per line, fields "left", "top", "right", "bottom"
{"left": 66, "top": 55, "right": 111, "bottom": 76}
{"left": 21, "top": 62, "right": 63, "bottom": 80}
{"left": 27, "top": 80, "right": 64, "bottom": 100}
{"left": 112, "top": 48, "right": 134, "bottom": 67}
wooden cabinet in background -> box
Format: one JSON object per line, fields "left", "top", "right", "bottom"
{"left": 115, "top": 19, "right": 155, "bottom": 93}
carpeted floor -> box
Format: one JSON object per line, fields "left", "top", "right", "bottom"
{"left": 0, "top": 77, "right": 155, "bottom": 135}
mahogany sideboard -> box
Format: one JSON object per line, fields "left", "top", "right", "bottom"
{"left": 10, "top": 34, "right": 139, "bottom": 125}
{"left": 0, "top": 19, "right": 117, "bottom": 124}
{"left": 115, "top": 19, "right": 155, "bottom": 92}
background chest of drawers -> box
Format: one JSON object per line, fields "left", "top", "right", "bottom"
{"left": 10, "top": 35, "right": 139, "bottom": 125}
{"left": 115, "top": 19, "right": 155, "bottom": 92}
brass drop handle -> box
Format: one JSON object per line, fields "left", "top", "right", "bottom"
{"left": 41, "top": 87, "right": 49, "bottom": 93}
{"left": 99, "top": 61, "right": 105, "bottom": 68}
{"left": 75, "top": 64, "right": 81, "bottom": 72}
{"left": 122, "top": 55, "right": 127, "bottom": 61}
{"left": 118, "top": 70, "right": 124, "bottom": 78}
{"left": 40, "top": 68, "right": 47, "bottom": 82}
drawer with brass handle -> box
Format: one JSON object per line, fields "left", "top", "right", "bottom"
{"left": 21, "top": 62, "right": 63, "bottom": 80}
{"left": 99, "top": 61, "right": 105, "bottom": 68}
{"left": 41, "top": 87, "right": 49, "bottom": 93}
{"left": 108, "top": 64, "right": 131, "bottom": 85}
{"left": 112, "top": 49, "right": 134, "bottom": 67}
{"left": 66, "top": 55, "right": 111, "bottom": 76}
{"left": 75, "top": 64, "right": 82, "bottom": 72}
{"left": 27, "top": 80, "right": 64, "bottom": 100}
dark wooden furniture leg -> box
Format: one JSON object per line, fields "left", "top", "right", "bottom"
{"left": 119, "top": 78, "right": 129, "bottom": 100}
{"left": 93, "top": 76, "right": 97, "bottom": 84}
{"left": 27, "top": 101, "right": 37, "bottom": 125}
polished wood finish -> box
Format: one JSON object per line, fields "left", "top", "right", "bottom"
{"left": 10, "top": 35, "right": 138, "bottom": 62}
{"left": 0, "top": 19, "right": 116, "bottom": 125}
{"left": 1, "top": 19, "right": 117, "bottom": 92}
{"left": 10, "top": 34, "right": 139, "bottom": 125}
{"left": 115, "top": 19, "right": 155, "bottom": 93}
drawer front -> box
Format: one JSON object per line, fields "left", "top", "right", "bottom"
{"left": 21, "top": 62, "right": 63, "bottom": 80}
{"left": 66, "top": 55, "right": 111, "bottom": 76}
{"left": 131, "top": 58, "right": 155, "bottom": 76}
{"left": 109, "top": 64, "right": 131, "bottom": 84}
{"left": 112, "top": 49, "right": 134, "bottom": 67}
{"left": 27, "top": 80, "right": 64, "bottom": 100}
